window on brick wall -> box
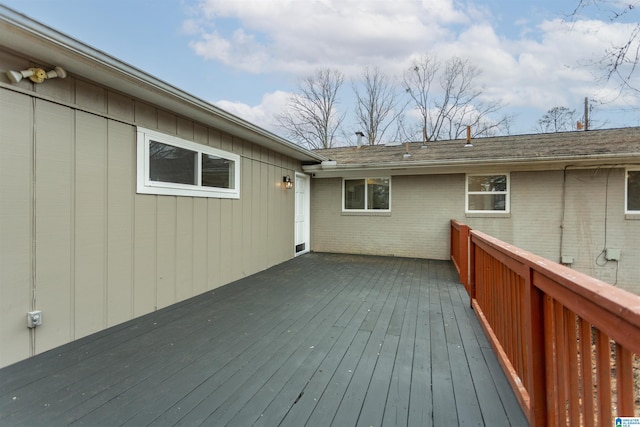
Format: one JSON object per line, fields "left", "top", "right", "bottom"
{"left": 343, "top": 178, "right": 391, "bottom": 211}
{"left": 466, "top": 174, "right": 509, "bottom": 213}
{"left": 626, "top": 169, "right": 640, "bottom": 213}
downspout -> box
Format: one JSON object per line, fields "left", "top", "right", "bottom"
{"left": 559, "top": 165, "right": 569, "bottom": 264}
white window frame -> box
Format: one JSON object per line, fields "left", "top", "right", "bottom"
{"left": 625, "top": 168, "right": 640, "bottom": 213}
{"left": 342, "top": 177, "right": 392, "bottom": 212}
{"left": 136, "top": 127, "right": 240, "bottom": 199}
{"left": 465, "top": 173, "right": 510, "bottom": 213}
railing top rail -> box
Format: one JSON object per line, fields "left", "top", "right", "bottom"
{"left": 451, "top": 219, "right": 464, "bottom": 230}
{"left": 470, "top": 229, "right": 640, "bottom": 349}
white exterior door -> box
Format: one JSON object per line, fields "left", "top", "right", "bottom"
{"left": 294, "top": 173, "right": 310, "bottom": 255}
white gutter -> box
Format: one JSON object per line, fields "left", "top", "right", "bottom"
{"left": 0, "top": 5, "right": 327, "bottom": 163}
{"left": 304, "top": 153, "right": 640, "bottom": 177}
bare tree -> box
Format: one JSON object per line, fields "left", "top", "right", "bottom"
{"left": 570, "top": 1, "right": 640, "bottom": 94}
{"left": 537, "top": 106, "right": 577, "bottom": 132}
{"left": 403, "top": 55, "right": 511, "bottom": 142}
{"left": 276, "top": 69, "right": 345, "bottom": 149}
{"left": 402, "top": 55, "right": 439, "bottom": 142}
{"left": 352, "top": 67, "right": 406, "bottom": 145}
{"left": 436, "top": 57, "right": 512, "bottom": 139}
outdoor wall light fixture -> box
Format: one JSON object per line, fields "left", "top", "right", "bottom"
{"left": 6, "top": 66, "right": 67, "bottom": 84}
{"left": 283, "top": 175, "right": 293, "bottom": 189}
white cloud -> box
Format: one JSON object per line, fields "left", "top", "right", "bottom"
{"left": 421, "top": 0, "right": 467, "bottom": 23}
{"left": 187, "top": 0, "right": 462, "bottom": 75}
{"left": 214, "top": 90, "right": 292, "bottom": 134}
{"left": 181, "top": 18, "right": 200, "bottom": 35}
{"left": 190, "top": 28, "right": 270, "bottom": 71}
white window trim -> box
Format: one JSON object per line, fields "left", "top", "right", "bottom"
{"left": 465, "top": 173, "right": 510, "bottom": 214}
{"left": 136, "top": 127, "right": 240, "bottom": 199}
{"left": 342, "top": 177, "right": 392, "bottom": 212}
{"left": 625, "top": 168, "right": 640, "bottom": 214}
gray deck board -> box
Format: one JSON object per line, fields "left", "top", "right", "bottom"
{"left": 381, "top": 272, "right": 418, "bottom": 426}
{"left": 0, "top": 253, "right": 528, "bottom": 426}
{"left": 408, "top": 260, "right": 434, "bottom": 426}
{"left": 429, "top": 264, "right": 458, "bottom": 426}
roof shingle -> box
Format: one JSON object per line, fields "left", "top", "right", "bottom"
{"left": 312, "top": 127, "right": 640, "bottom": 166}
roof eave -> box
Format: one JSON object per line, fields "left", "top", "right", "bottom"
{"left": 303, "top": 154, "right": 640, "bottom": 178}
{"left": 0, "top": 6, "right": 327, "bottom": 163}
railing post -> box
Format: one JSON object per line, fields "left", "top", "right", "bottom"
{"left": 524, "top": 268, "right": 547, "bottom": 426}
{"left": 468, "top": 231, "right": 476, "bottom": 305}
{"left": 459, "top": 224, "right": 470, "bottom": 293}
{"left": 450, "top": 220, "right": 456, "bottom": 265}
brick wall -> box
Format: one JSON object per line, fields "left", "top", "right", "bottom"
{"left": 310, "top": 168, "right": 640, "bottom": 295}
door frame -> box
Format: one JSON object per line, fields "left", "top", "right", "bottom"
{"left": 294, "top": 172, "right": 310, "bottom": 256}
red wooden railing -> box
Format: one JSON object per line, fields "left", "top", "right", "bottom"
{"left": 450, "top": 220, "right": 640, "bottom": 426}
{"left": 450, "top": 219, "right": 470, "bottom": 295}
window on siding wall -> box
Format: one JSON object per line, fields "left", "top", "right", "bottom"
{"left": 137, "top": 127, "right": 240, "bottom": 198}
{"left": 466, "top": 174, "right": 509, "bottom": 213}
{"left": 343, "top": 178, "right": 390, "bottom": 211}
{"left": 626, "top": 169, "right": 640, "bottom": 213}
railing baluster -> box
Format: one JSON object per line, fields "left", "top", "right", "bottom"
{"left": 579, "top": 319, "right": 594, "bottom": 427}
{"left": 518, "top": 276, "right": 527, "bottom": 392}
{"left": 514, "top": 271, "right": 522, "bottom": 376}
{"left": 616, "top": 345, "right": 634, "bottom": 416}
{"left": 545, "top": 294, "right": 559, "bottom": 426}
{"left": 566, "top": 309, "right": 581, "bottom": 424}
{"left": 526, "top": 268, "right": 547, "bottom": 426}
{"left": 554, "top": 300, "right": 567, "bottom": 425}
{"left": 504, "top": 265, "right": 511, "bottom": 364}
{"left": 596, "top": 330, "right": 612, "bottom": 425}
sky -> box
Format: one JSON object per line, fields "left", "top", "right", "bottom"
{"left": 2, "top": 0, "right": 640, "bottom": 145}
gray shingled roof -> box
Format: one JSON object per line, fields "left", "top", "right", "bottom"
{"left": 304, "top": 127, "right": 640, "bottom": 176}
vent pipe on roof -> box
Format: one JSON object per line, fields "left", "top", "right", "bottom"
{"left": 464, "top": 125, "right": 473, "bottom": 147}
{"left": 355, "top": 131, "right": 364, "bottom": 148}
{"left": 584, "top": 97, "right": 589, "bottom": 131}
{"left": 403, "top": 142, "right": 411, "bottom": 158}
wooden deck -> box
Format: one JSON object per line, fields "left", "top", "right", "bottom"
{"left": 0, "top": 253, "right": 527, "bottom": 426}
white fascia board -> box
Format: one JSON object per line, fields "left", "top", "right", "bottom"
{"left": 0, "top": 5, "right": 327, "bottom": 163}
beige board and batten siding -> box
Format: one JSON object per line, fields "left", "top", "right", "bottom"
{"left": 0, "top": 89, "right": 33, "bottom": 368}
{"left": 0, "top": 73, "right": 298, "bottom": 368}
{"left": 310, "top": 169, "right": 640, "bottom": 295}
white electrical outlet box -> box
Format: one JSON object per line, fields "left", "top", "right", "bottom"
{"left": 605, "top": 248, "right": 621, "bottom": 261}
{"left": 27, "top": 310, "right": 42, "bottom": 328}
{"left": 561, "top": 255, "right": 574, "bottom": 265}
